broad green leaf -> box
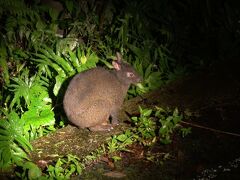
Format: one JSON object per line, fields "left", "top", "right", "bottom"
{"left": 116, "top": 134, "right": 128, "bottom": 142}
{"left": 80, "top": 55, "right": 87, "bottom": 64}
{"left": 142, "top": 109, "right": 152, "bottom": 117}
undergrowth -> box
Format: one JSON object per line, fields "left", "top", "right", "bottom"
{"left": 2, "top": 0, "right": 235, "bottom": 179}
{"left": 40, "top": 106, "right": 191, "bottom": 179}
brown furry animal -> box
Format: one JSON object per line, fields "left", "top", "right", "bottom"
{"left": 63, "top": 52, "right": 141, "bottom": 131}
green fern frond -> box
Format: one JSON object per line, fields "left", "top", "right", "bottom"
{"left": 7, "top": 71, "right": 55, "bottom": 138}
{"left": 0, "top": 70, "right": 55, "bottom": 168}
{"left": 38, "top": 45, "right": 75, "bottom": 74}
{"left": 32, "top": 46, "right": 99, "bottom": 96}
{"left": 9, "top": 77, "right": 31, "bottom": 109}
{"left": 8, "top": 71, "right": 50, "bottom": 109}
{"left": 0, "top": 111, "right": 32, "bottom": 169}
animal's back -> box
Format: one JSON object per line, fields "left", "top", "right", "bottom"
{"left": 63, "top": 67, "right": 124, "bottom": 129}
{"left": 64, "top": 67, "right": 123, "bottom": 105}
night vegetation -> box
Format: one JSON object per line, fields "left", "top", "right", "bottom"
{"left": 0, "top": 0, "right": 240, "bottom": 179}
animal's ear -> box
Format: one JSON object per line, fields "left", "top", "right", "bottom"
{"left": 112, "top": 52, "right": 123, "bottom": 71}
{"left": 112, "top": 60, "right": 121, "bottom": 71}
{"left": 116, "top": 52, "right": 123, "bottom": 62}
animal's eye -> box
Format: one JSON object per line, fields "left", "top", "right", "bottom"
{"left": 127, "top": 72, "right": 135, "bottom": 77}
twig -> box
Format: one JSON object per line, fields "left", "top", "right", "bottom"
{"left": 180, "top": 121, "right": 240, "bottom": 137}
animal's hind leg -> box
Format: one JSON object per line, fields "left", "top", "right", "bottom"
{"left": 87, "top": 100, "right": 114, "bottom": 131}
{"left": 89, "top": 113, "right": 114, "bottom": 131}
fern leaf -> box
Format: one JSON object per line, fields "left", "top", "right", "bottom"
{"left": 14, "top": 135, "right": 32, "bottom": 153}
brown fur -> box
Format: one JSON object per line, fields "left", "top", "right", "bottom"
{"left": 63, "top": 53, "right": 141, "bottom": 131}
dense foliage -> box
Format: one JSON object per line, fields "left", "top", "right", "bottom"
{"left": 0, "top": 0, "right": 239, "bottom": 178}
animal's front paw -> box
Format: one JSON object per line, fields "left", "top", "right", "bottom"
{"left": 111, "top": 119, "right": 119, "bottom": 125}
